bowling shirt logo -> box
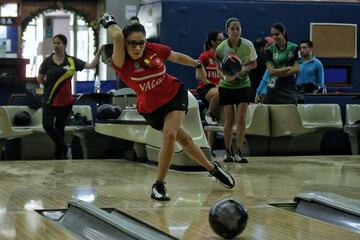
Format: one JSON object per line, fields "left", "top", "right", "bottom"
{"left": 273, "top": 52, "right": 279, "bottom": 61}
{"left": 63, "top": 65, "right": 75, "bottom": 71}
{"left": 143, "top": 53, "right": 162, "bottom": 68}
{"left": 139, "top": 77, "right": 164, "bottom": 91}
{"left": 288, "top": 51, "right": 294, "bottom": 60}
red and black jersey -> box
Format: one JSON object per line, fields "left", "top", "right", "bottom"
{"left": 113, "top": 42, "right": 181, "bottom": 114}
{"left": 197, "top": 49, "right": 220, "bottom": 88}
{"left": 39, "top": 54, "right": 86, "bottom": 106}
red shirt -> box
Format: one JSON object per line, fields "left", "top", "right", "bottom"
{"left": 39, "top": 55, "right": 86, "bottom": 107}
{"left": 53, "top": 79, "right": 73, "bottom": 106}
{"left": 113, "top": 43, "right": 181, "bottom": 113}
{"left": 197, "top": 49, "right": 221, "bottom": 89}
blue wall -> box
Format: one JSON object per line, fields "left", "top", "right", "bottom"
{"left": 7, "top": 26, "right": 18, "bottom": 53}
{"left": 151, "top": 0, "right": 359, "bottom": 91}
{"left": 76, "top": 80, "right": 117, "bottom": 94}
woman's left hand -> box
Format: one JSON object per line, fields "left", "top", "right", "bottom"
{"left": 224, "top": 72, "right": 240, "bottom": 81}
{"left": 98, "top": 44, "right": 105, "bottom": 54}
{"left": 196, "top": 66, "right": 208, "bottom": 83}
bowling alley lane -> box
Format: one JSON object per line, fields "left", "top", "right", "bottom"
{"left": 0, "top": 156, "right": 359, "bottom": 239}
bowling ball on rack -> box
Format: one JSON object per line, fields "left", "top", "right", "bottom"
{"left": 13, "top": 111, "right": 31, "bottom": 126}
{"left": 112, "top": 105, "right": 122, "bottom": 119}
{"left": 96, "top": 104, "right": 119, "bottom": 120}
{"left": 209, "top": 198, "right": 248, "bottom": 239}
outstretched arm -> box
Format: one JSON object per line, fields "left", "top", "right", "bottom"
{"left": 168, "top": 50, "right": 207, "bottom": 82}
{"left": 99, "top": 13, "right": 126, "bottom": 69}
{"left": 84, "top": 45, "right": 105, "bottom": 69}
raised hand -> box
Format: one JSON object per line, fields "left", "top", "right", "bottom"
{"left": 99, "top": 13, "right": 117, "bottom": 29}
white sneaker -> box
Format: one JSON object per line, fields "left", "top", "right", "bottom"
{"left": 234, "top": 152, "right": 248, "bottom": 163}
{"left": 151, "top": 182, "right": 170, "bottom": 201}
{"left": 205, "top": 115, "right": 218, "bottom": 125}
{"left": 209, "top": 161, "right": 235, "bottom": 189}
{"left": 66, "top": 147, "right": 72, "bottom": 160}
{"left": 223, "top": 151, "right": 234, "bottom": 162}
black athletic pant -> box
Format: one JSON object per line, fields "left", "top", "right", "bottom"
{"left": 42, "top": 104, "right": 72, "bottom": 159}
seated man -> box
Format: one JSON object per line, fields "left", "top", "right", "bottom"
{"left": 296, "top": 40, "right": 325, "bottom": 96}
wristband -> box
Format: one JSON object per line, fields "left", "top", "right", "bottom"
{"left": 195, "top": 60, "right": 203, "bottom": 69}
{"left": 99, "top": 14, "right": 117, "bottom": 29}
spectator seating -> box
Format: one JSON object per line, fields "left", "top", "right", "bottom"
{"left": 204, "top": 103, "right": 344, "bottom": 156}
{"left": 204, "top": 104, "right": 270, "bottom": 155}
{"left": 269, "top": 104, "right": 343, "bottom": 155}
{"left": 297, "top": 104, "right": 343, "bottom": 129}
{"left": 344, "top": 104, "right": 360, "bottom": 155}
{"left": 0, "top": 106, "right": 33, "bottom": 159}
{"left": 0, "top": 105, "right": 93, "bottom": 159}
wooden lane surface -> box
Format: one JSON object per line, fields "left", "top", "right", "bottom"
{"left": 0, "top": 156, "right": 359, "bottom": 239}
{"left": 0, "top": 212, "right": 74, "bottom": 239}
{"left": 125, "top": 206, "right": 360, "bottom": 240}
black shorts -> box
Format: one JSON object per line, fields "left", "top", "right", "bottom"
{"left": 140, "top": 84, "right": 188, "bottom": 130}
{"left": 197, "top": 83, "right": 216, "bottom": 106}
{"left": 218, "top": 87, "right": 251, "bottom": 106}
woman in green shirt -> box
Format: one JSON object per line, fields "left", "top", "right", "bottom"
{"left": 216, "top": 18, "right": 257, "bottom": 163}
{"left": 264, "top": 23, "right": 300, "bottom": 104}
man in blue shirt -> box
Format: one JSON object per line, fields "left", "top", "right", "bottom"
{"left": 296, "top": 40, "right": 325, "bottom": 94}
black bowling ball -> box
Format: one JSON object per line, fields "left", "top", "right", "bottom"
{"left": 209, "top": 198, "right": 248, "bottom": 239}
{"left": 96, "top": 104, "right": 122, "bottom": 120}
{"left": 96, "top": 104, "right": 115, "bottom": 120}
{"left": 13, "top": 111, "right": 32, "bottom": 126}
{"left": 112, "top": 105, "right": 122, "bottom": 119}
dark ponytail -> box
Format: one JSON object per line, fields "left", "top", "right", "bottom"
{"left": 204, "top": 30, "right": 221, "bottom": 51}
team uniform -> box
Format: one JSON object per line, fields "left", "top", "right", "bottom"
{"left": 112, "top": 42, "right": 187, "bottom": 130}
{"left": 264, "top": 41, "right": 300, "bottom": 104}
{"left": 40, "top": 54, "right": 86, "bottom": 106}
{"left": 98, "top": 13, "right": 235, "bottom": 202}
{"left": 215, "top": 38, "right": 257, "bottom": 106}
{"left": 216, "top": 37, "right": 256, "bottom": 163}
{"left": 197, "top": 49, "right": 221, "bottom": 105}
{"left": 39, "top": 54, "right": 86, "bottom": 159}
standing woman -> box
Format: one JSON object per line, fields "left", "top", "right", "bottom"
{"left": 99, "top": 13, "right": 234, "bottom": 201}
{"left": 264, "top": 23, "right": 300, "bottom": 104}
{"left": 216, "top": 18, "right": 257, "bottom": 163}
{"left": 37, "top": 34, "right": 103, "bottom": 159}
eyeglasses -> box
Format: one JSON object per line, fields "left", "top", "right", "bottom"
{"left": 126, "top": 40, "right": 146, "bottom": 48}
